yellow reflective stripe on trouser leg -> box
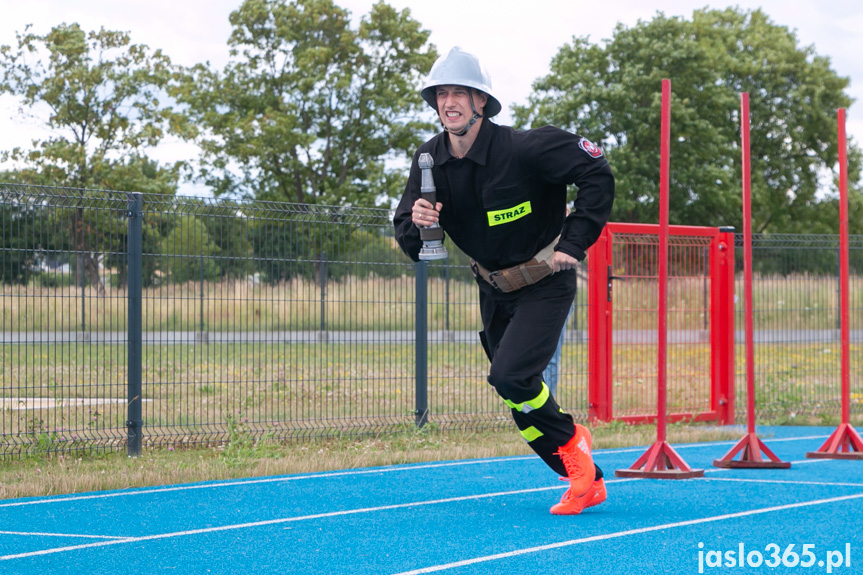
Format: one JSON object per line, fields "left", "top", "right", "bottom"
{"left": 520, "top": 426, "right": 543, "bottom": 442}
{"left": 503, "top": 382, "right": 550, "bottom": 413}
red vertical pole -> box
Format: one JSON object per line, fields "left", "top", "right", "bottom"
{"left": 656, "top": 78, "right": 671, "bottom": 444}
{"left": 616, "top": 79, "right": 703, "bottom": 479}
{"left": 807, "top": 108, "right": 863, "bottom": 459}
{"left": 838, "top": 107, "right": 851, "bottom": 427}
{"left": 714, "top": 93, "right": 789, "bottom": 468}
{"left": 741, "top": 92, "right": 756, "bottom": 436}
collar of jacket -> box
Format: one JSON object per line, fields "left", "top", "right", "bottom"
{"left": 430, "top": 118, "right": 494, "bottom": 167}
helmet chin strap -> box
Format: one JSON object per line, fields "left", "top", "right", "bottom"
{"left": 443, "top": 90, "right": 484, "bottom": 137}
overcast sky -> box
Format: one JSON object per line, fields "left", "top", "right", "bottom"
{"left": 1, "top": 0, "right": 861, "bottom": 196}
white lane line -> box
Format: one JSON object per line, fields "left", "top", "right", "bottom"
{"left": 605, "top": 435, "right": 830, "bottom": 455}
{"left": 699, "top": 458, "right": 826, "bottom": 472}
{"left": 0, "top": 434, "right": 828, "bottom": 509}
{"left": 0, "top": 457, "right": 533, "bottom": 509}
{"left": 701, "top": 477, "right": 863, "bottom": 488}
{"left": 0, "top": 462, "right": 840, "bottom": 562}
{"left": 0, "top": 531, "right": 126, "bottom": 540}
{"left": 707, "top": 458, "right": 827, "bottom": 470}
{"left": 0, "top": 482, "right": 635, "bottom": 561}
{"left": 611, "top": 457, "right": 827, "bottom": 477}
{"left": 390, "top": 492, "right": 863, "bottom": 575}
{"left": 0, "top": 479, "right": 648, "bottom": 557}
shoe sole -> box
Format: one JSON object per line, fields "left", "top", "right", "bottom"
{"left": 550, "top": 482, "right": 606, "bottom": 515}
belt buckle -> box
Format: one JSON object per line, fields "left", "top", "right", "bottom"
{"left": 486, "top": 270, "right": 504, "bottom": 292}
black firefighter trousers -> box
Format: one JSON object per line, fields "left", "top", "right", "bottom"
{"left": 477, "top": 269, "right": 602, "bottom": 480}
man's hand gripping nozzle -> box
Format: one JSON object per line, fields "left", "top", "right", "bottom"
{"left": 418, "top": 153, "right": 448, "bottom": 261}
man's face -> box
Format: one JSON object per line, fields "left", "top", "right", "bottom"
{"left": 435, "top": 85, "right": 487, "bottom": 133}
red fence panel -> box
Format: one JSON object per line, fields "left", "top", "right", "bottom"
{"left": 588, "top": 223, "right": 734, "bottom": 425}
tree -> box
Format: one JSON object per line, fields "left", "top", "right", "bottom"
{"left": 172, "top": 0, "right": 438, "bottom": 207}
{"left": 0, "top": 23, "right": 182, "bottom": 289}
{"left": 0, "top": 190, "right": 37, "bottom": 284}
{"left": 194, "top": 199, "right": 255, "bottom": 280}
{"left": 0, "top": 23, "right": 182, "bottom": 190}
{"left": 160, "top": 216, "right": 221, "bottom": 284}
{"left": 513, "top": 8, "right": 861, "bottom": 234}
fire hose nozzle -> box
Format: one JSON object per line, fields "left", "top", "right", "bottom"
{"left": 417, "top": 153, "right": 448, "bottom": 261}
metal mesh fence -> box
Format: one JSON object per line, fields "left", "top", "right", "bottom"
{"left": 1, "top": 183, "right": 861, "bottom": 457}
{"left": 0, "top": 185, "right": 518, "bottom": 456}
{"left": 1, "top": 186, "right": 132, "bottom": 455}
{"left": 734, "top": 234, "right": 863, "bottom": 422}
{"left": 136, "top": 197, "right": 423, "bottom": 448}
{"left": 609, "top": 232, "right": 716, "bottom": 419}
{"left": 583, "top": 223, "right": 736, "bottom": 426}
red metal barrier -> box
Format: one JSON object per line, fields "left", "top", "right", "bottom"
{"left": 587, "top": 222, "right": 735, "bottom": 426}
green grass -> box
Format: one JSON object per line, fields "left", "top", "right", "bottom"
{"left": 4, "top": 274, "right": 860, "bottom": 331}
{"left": 1, "top": 277, "right": 485, "bottom": 332}
{"left": 3, "top": 339, "right": 861, "bottom": 457}
{"left": 0, "top": 421, "right": 750, "bottom": 501}
{"left": 0, "top": 341, "right": 492, "bottom": 452}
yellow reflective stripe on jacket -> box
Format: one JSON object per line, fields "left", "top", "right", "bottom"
{"left": 520, "top": 426, "right": 543, "bottom": 443}
{"left": 503, "top": 382, "right": 550, "bottom": 413}
{"left": 487, "top": 201, "right": 532, "bottom": 227}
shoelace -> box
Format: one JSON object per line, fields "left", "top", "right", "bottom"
{"left": 557, "top": 476, "right": 574, "bottom": 501}
{"left": 557, "top": 449, "right": 585, "bottom": 478}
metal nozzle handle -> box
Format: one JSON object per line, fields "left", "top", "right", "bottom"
{"left": 417, "top": 152, "right": 447, "bottom": 260}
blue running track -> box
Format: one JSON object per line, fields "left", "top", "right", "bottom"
{"left": 1, "top": 426, "right": 860, "bottom": 574}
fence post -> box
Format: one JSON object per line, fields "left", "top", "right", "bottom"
{"left": 199, "top": 250, "right": 205, "bottom": 334}
{"left": 320, "top": 251, "right": 327, "bottom": 333}
{"left": 415, "top": 260, "right": 429, "bottom": 428}
{"left": 126, "top": 193, "right": 143, "bottom": 457}
{"left": 444, "top": 260, "right": 450, "bottom": 332}
{"left": 836, "top": 247, "right": 841, "bottom": 332}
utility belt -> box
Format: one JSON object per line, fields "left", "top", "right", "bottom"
{"left": 470, "top": 236, "right": 559, "bottom": 293}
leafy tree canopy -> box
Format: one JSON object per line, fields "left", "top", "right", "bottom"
{"left": 513, "top": 7, "right": 862, "bottom": 234}
{"left": 0, "top": 23, "right": 181, "bottom": 192}
{"left": 172, "top": 0, "right": 438, "bottom": 207}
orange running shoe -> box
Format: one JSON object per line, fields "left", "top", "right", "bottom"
{"left": 550, "top": 478, "right": 607, "bottom": 515}
{"left": 583, "top": 478, "right": 607, "bottom": 509}
{"left": 555, "top": 424, "right": 595, "bottom": 498}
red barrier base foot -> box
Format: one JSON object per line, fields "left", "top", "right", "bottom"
{"left": 806, "top": 423, "right": 863, "bottom": 460}
{"left": 615, "top": 440, "right": 704, "bottom": 479}
{"left": 713, "top": 432, "right": 791, "bottom": 468}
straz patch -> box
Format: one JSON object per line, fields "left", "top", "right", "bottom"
{"left": 487, "top": 201, "right": 532, "bottom": 227}
{"left": 578, "top": 137, "right": 604, "bottom": 158}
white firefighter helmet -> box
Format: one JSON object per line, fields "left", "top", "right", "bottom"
{"left": 420, "top": 46, "right": 501, "bottom": 118}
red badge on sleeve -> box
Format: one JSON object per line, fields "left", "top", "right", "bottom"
{"left": 578, "top": 138, "right": 604, "bottom": 158}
